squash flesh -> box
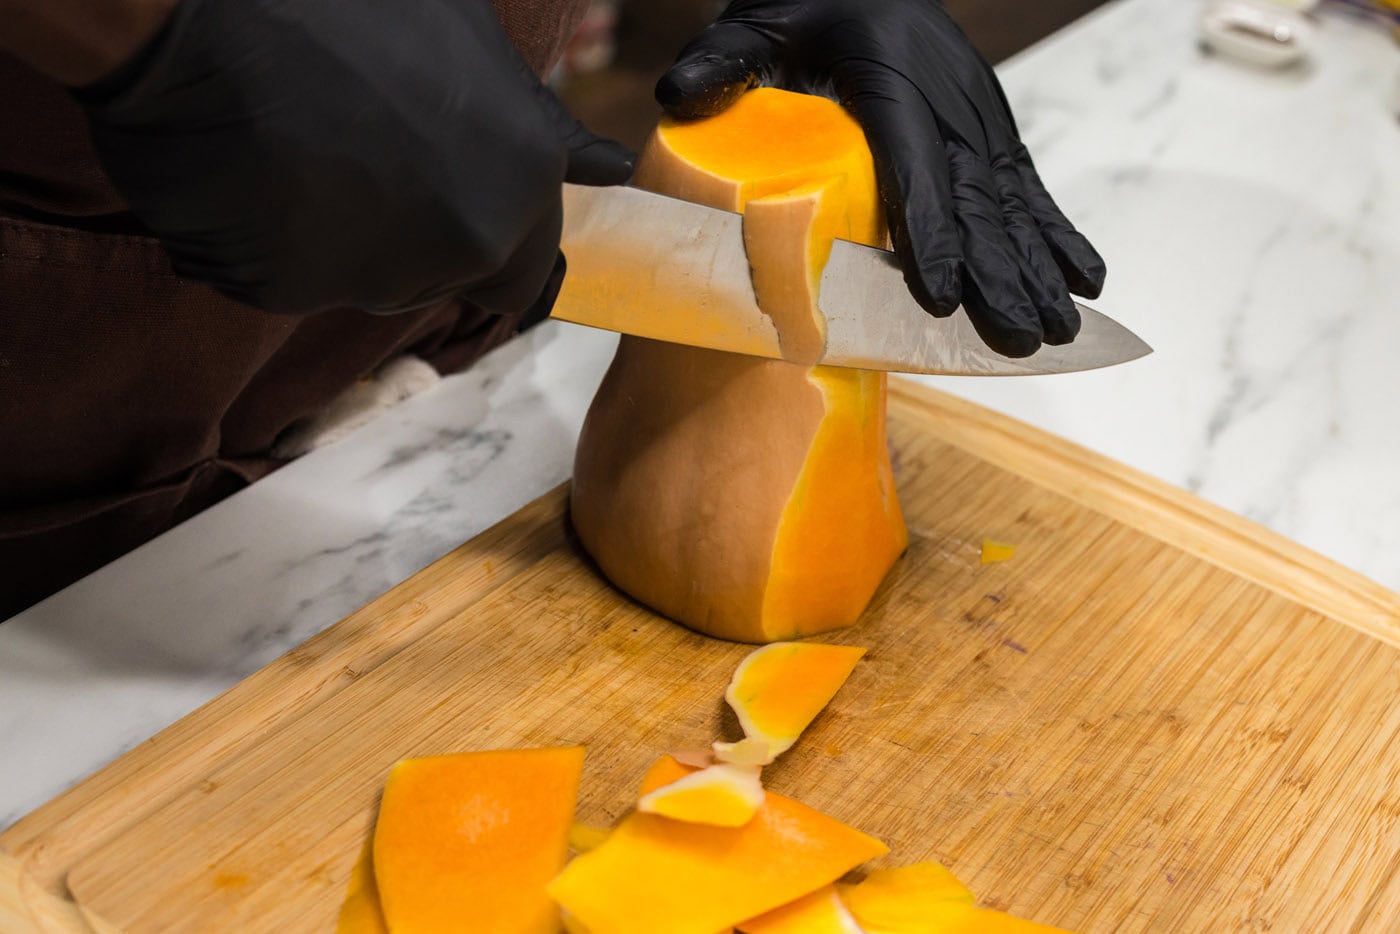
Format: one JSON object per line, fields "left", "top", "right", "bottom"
{"left": 372, "top": 747, "right": 584, "bottom": 934}
{"left": 632, "top": 88, "right": 882, "bottom": 246}
{"left": 714, "top": 642, "right": 867, "bottom": 765}
{"left": 546, "top": 755, "right": 887, "bottom": 934}
{"left": 763, "top": 367, "right": 903, "bottom": 638}
{"left": 335, "top": 836, "right": 388, "bottom": 934}
{"left": 737, "top": 885, "right": 864, "bottom": 934}
{"left": 572, "top": 87, "right": 907, "bottom": 644}
{"left": 636, "top": 762, "right": 766, "bottom": 827}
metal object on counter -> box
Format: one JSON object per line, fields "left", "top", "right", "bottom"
{"left": 1200, "top": 0, "right": 1315, "bottom": 66}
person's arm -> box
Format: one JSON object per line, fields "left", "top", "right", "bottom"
{"left": 1, "top": 0, "right": 633, "bottom": 318}
{"left": 0, "top": 0, "right": 176, "bottom": 85}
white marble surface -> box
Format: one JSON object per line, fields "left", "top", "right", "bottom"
{"left": 3, "top": 0, "right": 1398, "bottom": 832}
{"left": 920, "top": 0, "right": 1400, "bottom": 584}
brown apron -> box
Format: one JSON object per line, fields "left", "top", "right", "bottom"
{"left": 0, "top": 0, "right": 590, "bottom": 618}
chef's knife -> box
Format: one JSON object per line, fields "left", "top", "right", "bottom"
{"left": 550, "top": 184, "right": 1150, "bottom": 376}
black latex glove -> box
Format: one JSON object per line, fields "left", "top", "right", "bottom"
{"left": 658, "top": 0, "right": 1105, "bottom": 358}
{"left": 74, "top": 0, "right": 634, "bottom": 316}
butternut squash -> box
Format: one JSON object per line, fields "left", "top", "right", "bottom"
{"left": 571, "top": 88, "right": 908, "bottom": 644}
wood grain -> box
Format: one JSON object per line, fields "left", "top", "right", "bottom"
{"left": 887, "top": 381, "right": 1400, "bottom": 645}
{"left": 4, "top": 380, "right": 1398, "bottom": 933}
{"left": 0, "top": 488, "right": 569, "bottom": 932}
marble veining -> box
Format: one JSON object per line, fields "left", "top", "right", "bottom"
{"left": 3, "top": 0, "right": 1397, "bottom": 830}
{"left": 916, "top": 0, "right": 1400, "bottom": 590}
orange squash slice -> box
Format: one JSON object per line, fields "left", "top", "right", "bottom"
{"left": 837, "top": 862, "right": 1069, "bottom": 934}
{"left": 569, "top": 822, "right": 612, "bottom": 854}
{"left": 637, "top": 762, "right": 765, "bottom": 827}
{"left": 571, "top": 88, "right": 907, "bottom": 644}
{"left": 547, "top": 755, "right": 887, "bottom": 934}
{"left": 738, "top": 885, "right": 864, "bottom": 934}
{"left": 335, "top": 835, "right": 388, "bottom": 934}
{"left": 373, "top": 747, "right": 584, "bottom": 934}
{"left": 714, "top": 642, "right": 866, "bottom": 765}
{"left": 836, "top": 862, "right": 973, "bottom": 930}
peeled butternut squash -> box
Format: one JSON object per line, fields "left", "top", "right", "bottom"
{"left": 571, "top": 88, "right": 907, "bottom": 644}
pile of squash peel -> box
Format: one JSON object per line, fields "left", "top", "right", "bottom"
{"left": 338, "top": 642, "right": 1067, "bottom": 934}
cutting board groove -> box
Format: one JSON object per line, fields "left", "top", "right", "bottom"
{"left": 4, "top": 380, "right": 1398, "bottom": 934}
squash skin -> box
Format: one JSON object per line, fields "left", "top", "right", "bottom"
{"left": 573, "top": 337, "right": 826, "bottom": 641}
{"left": 571, "top": 88, "right": 907, "bottom": 643}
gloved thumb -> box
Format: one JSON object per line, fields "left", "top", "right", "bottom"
{"left": 534, "top": 80, "right": 635, "bottom": 186}
{"left": 656, "top": 21, "right": 776, "bottom": 120}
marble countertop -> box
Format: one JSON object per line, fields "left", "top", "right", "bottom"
{"left": 3, "top": 0, "right": 1397, "bottom": 832}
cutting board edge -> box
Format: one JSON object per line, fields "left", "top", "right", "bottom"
{"left": 0, "top": 485, "right": 572, "bottom": 901}
{"left": 0, "top": 849, "right": 91, "bottom": 934}
{"left": 888, "top": 378, "right": 1400, "bottom": 647}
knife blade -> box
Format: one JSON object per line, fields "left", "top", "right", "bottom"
{"left": 550, "top": 184, "right": 1151, "bottom": 376}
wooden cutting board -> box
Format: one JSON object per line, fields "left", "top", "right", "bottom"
{"left": 4, "top": 379, "right": 1400, "bottom": 934}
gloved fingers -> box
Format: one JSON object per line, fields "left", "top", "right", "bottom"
{"left": 457, "top": 196, "right": 565, "bottom": 317}
{"left": 532, "top": 77, "right": 636, "bottom": 186}
{"left": 1012, "top": 142, "right": 1106, "bottom": 299}
{"left": 947, "top": 142, "right": 1044, "bottom": 358}
{"left": 519, "top": 251, "right": 567, "bottom": 329}
{"left": 991, "top": 153, "right": 1080, "bottom": 345}
{"left": 563, "top": 135, "right": 637, "bottom": 187}
{"left": 655, "top": 20, "right": 777, "bottom": 119}
{"left": 835, "top": 63, "right": 962, "bottom": 316}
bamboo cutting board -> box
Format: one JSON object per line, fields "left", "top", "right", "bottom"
{"left": 4, "top": 380, "right": 1400, "bottom": 934}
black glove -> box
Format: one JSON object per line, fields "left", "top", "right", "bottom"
{"left": 74, "top": 0, "right": 634, "bottom": 316}
{"left": 657, "top": 0, "right": 1105, "bottom": 358}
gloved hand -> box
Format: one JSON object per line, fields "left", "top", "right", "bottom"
{"left": 657, "top": 0, "right": 1105, "bottom": 358}
{"left": 74, "top": 0, "right": 634, "bottom": 316}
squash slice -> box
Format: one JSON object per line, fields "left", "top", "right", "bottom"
{"left": 738, "top": 885, "right": 864, "bottom": 934}
{"left": 373, "top": 747, "right": 583, "bottom": 933}
{"left": 547, "top": 755, "right": 887, "bottom": 934}
{"left": 637, "top": 762, "right": 765, "bottom": 827}
{"left": 714, "top": 642, "right": 866, "bottom": 766}
{"left": 335, "top": 835, "right": 388, "bottom": 934}
{"left": 837, "top": 862, "right": 1069, "bottom": 934}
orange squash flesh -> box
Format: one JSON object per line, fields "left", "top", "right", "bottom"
{"left": 742, "top": 179, "right": 850, "bottom": 363}
{"left": 836, "top": 862, "right": 1070, "bottom": 934}
{"left": 835, "top": 862, "right": 974, "bottom": 929}
{"left": 636, "top": 762, "right": 766, "bottom": 827}
{"left": 373, "top": 747, "right": 584, "bottom": 934}
{"left": 569, "top": 822, "right": 612, "bottom": 854}
{"left": 546, "top": 755, "right": 888, "bottom": 934}
{"left": 335, "top": 835, "right": 388, "bottom": 934}
{"left": 737, "top": 885, "right": 864, "bottom": 934}
{"left": 572, "top": 88, "right": 907, "bottom": 644}
{"left": 715, "top": 642, "right": 867, "bottom": 765}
